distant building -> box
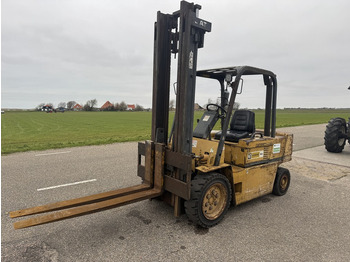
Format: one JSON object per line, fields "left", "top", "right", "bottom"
{"left": 194, "top": 103, "right": 203, "bottom": 110}
{"left": 42, "top": 105, "right": 53, "bottom": 112}
{"left": 101, "top": 101, "right": 114, "bottom": 111}
{"left": 73, "top": 104, "right": 83, "bottom": 111}
{"left": 56, "top": 107, "right": 65, "bottom": 113}
{"left": 127, "top": 104, "right": 136, "bottom": 111}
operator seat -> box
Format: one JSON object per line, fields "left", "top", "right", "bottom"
{"left": 214, "top": 110, "right": 255, "bottom": 142}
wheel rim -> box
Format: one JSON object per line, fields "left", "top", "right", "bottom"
{"left": 202, "top": 183, "right": 227, "bottom": 220}
{"left": 338, "top": 126, "right": 346, "bottom": 146}
{"left": 280, "top": 175, "right": 289, "bottom": 191}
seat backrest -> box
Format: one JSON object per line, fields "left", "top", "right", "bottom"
{"left": 230, "top": 110, "right": 255, "bottom": 133}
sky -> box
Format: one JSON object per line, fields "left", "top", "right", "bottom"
{"left": 1, "top": 0, "right": 350, "bottom": 109}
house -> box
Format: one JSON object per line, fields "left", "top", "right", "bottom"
{"left": 73, "top": 104, "right": 83, "bottom": 111}
{"left": 101, "top": 101, "right": 114, "bottom": 111}
{"left": 127, "top": 104, "right": 135, "bottom": 111}
{"left": 194, "top": 103, "right": 203, "bottom": 110}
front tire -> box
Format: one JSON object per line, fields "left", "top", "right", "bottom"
{"left": 324, "top": 118, "right": 347, "bottom": 153}
{"left": 185, "top": 173, "right": 231, "bottom": 228}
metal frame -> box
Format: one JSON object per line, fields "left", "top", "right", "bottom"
{"left": 196, "top": 66, "right": 278, "bottom": 166}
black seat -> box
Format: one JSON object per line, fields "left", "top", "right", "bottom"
{"left": 215, "top": 110, "right": 255, "bottom": 142}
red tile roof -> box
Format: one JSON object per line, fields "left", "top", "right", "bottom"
{"left": 101, "top": 101, "right": 114, "bottom": 109}
{"left": 73, "top": 104, "right": 83, "bottom": 109}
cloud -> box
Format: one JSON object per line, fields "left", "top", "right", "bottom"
{"left": 2, "top": 0, "right": 350, "bottom": 109}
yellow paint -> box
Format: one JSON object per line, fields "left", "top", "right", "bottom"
{"left": 194, "top": 129, "right": 293, "bottom": 205}
{"left": 231, "top": 162, "right": 278, "bottom": 205}
{"left": 192, "top": 138, "right": 225, "bottom": 166}
{"left": 223, "top": 131, "right": 293, "bottom": 167}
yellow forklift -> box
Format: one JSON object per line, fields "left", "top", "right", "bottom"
{"left": 10, "top": 1, "right": 292, "bottom": 229}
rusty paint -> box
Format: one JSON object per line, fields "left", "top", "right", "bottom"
{"left": 10, "top": 184, "right": 150, "bottom": 218}
{"left": 13, "top": 188, "right": 162, "bottom": 229}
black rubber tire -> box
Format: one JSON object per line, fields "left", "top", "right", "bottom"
{"left": 324, "top": 118, "right": 347, "bottom": 153}
{"left": 348, "top": 119, "right": 350, "bottom": 145}
{"left": 272, "top": 167, "right": 290, "bottom": 196}
{"left": 185, "top": 173, "right": 232, "bottom": 228}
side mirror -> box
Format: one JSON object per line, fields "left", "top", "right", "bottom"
{"left": 234, "top": 78, "right": 244, "bottom": 94}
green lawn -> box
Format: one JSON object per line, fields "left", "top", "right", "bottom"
{"left": 1, "top": 111, "right": 152, "bottom": 154}
{"left": 256, "top": 109, "right": 350, "bottom": 128}
{"left": 1, "top": 109, "right": 349, "bottom": 154}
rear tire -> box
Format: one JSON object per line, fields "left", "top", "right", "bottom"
{"left": 273, "top": 167, "right": 290, "bottom": 196}
{"left": 324, "top": 118, "right": 347, "bottom": 153}
{"left": 185, "top": 173, "right": 231, "bottom": 228}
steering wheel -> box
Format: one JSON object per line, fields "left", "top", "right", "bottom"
{"left": 206, "top": 103, "right": 227, "bottom": 119}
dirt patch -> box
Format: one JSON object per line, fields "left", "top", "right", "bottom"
{"left": 282, "top": 157, "right": 350, "bottom": 181}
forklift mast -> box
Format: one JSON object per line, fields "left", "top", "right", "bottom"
{"left": 150, "top": 1, "right": 211, "bottom": 214}
{"left": 151, "top": 1, "right": 211, "bottom": 152}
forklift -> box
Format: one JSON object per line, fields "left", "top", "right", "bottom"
{"left": 10, "top": 1, "right": 292, "bottom": 229}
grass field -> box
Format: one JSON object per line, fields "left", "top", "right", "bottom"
{"left": 2, "top": 109, "right": 349, "bottom": 154}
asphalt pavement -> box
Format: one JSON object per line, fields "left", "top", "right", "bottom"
{"left": 1, "top": 124, "right": 350, "bottom": 261}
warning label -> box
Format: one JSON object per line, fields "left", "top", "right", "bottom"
{"left": 203, "top": 115, "right": 210, "bottom": 122}
{"left": 273, "top": 143, "right": 281, "bottom": 154}
{"left": 192, "top": 140, "right": 198, "bottom": 148}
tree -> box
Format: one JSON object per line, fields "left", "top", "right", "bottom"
{"left": 83, "top": 99, "right": 98, "bottom": 111}
{"left": 58, "top": 102, "right": 66, "bottom": 108}
{"left": 169, "top": 99, "right": 175, "bottom": 110}
{"left": 67, "top": 101, "right": 76, "bottom": 110}
{"left": 233, "top": 102, "right": 240, "bottom": 110}
{"left": 89, "top": 99, "right": 97, "bottom": 109}
{"left": 114, "top": 103, "right": 120, "bottom": 111}
{"left": 135, "top": 104, "right": 144, "bottom": 111}
{"left": 36, "top": 103, "right": 45, "bottom": 111}
{"left": 119, "top": 101, "right": 127, "bottom": 111}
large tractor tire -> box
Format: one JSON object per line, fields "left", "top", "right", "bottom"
{"left": 348, "top": 118, "right": 350, "bottom": 145}
{"left": 324, "top": 118, "right": 347, "bottom": 153}
{"left": 185, "top": 173, "right": 231, "bottom": 228}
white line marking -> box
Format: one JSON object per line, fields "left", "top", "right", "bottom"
{"left": 35, "top": 151, "right": 71, "bottom": 157}
{"left": 37, "top": 179, "right": 97, "bottom": 191}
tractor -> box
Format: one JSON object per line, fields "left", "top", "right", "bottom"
{"left": 10, "top": 1, "right": 292, "bottom": 229}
